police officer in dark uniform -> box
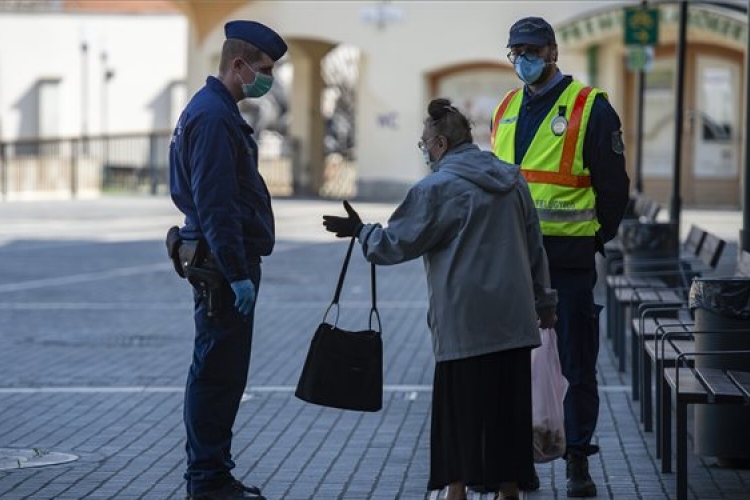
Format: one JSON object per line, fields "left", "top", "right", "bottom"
{"left": 490, "top": 17, "right": 630, "bottom": 498}
{"left": 168, "top": 20, "right": 287, "bottom": 500}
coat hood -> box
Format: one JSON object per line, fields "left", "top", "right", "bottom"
{"left": 437, "top": 143, "right": 521, "bottom": 193}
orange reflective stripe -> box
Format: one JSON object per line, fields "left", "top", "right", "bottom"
{"left": 490, "top": 89, "right": 520, "bottom": 149}
{"left": 559, "top": 86, "right": 593, "bottom": 175}
{"left": 521, "top": 169, "right": 592, "bottom": 188}
{"left": 520, "top": 86, "right": 593, "bottom": 188}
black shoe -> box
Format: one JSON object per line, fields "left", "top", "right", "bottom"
{"left": 566, "top": 454, "right": 597, "bottom": 497}
{"left": 187, "top": 479, "right": 265, "bottom": 500}
{"left": 518, "top": 466, "right": 540, "bottom": 492}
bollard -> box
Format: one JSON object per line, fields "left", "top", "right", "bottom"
{"left": 690, "top": 277, "right": 750, "bottom": 468}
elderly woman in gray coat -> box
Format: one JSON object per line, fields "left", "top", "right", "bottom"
{"left": 323, "top": 98, "right": 557, "bottom": 500}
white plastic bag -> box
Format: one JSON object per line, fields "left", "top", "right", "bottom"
{"left": 531, "top": 327, "right": 568, "bottom": 463}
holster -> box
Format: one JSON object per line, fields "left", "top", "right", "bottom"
{"left": 166, "top": 226, "right": 186, "bottom": 278}
{"left": 165, "top": 225, "right": 226, "bottom": 317}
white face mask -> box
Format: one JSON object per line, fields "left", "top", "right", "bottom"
{"left": 422, "top": 147, "right": 432, "bottom": 166}
{"left": 419, "top": 136, "right": 439, "bottom": 170}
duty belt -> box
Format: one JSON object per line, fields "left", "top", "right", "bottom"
{"left": 166, "top": 226, "right": 225, "bottom": 317}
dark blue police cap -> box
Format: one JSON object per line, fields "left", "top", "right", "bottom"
{"left": 507, "top": 17, "right": 556, "bottom": 47}
{"left": 225, "top": 20, "right": 288, "bottom": 61}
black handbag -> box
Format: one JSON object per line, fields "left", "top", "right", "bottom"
{"left": 295, "top": 236, "right": 383, "bottom": 412}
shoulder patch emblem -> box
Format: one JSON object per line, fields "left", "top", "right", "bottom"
{"left": 611, "top": 130, "right": 625, "bottom": 155}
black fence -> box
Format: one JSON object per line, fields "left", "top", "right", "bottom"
{"left": 0, "top": 132, "right": 354, "bottom": 200}
{"left": 0, "top": 131, "right": 173, "bottom": 199}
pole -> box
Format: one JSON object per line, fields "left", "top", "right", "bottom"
{"left": 81, "top": 40, "right": 89, "bottom": 155}
{"left": 669, "top": 0, "right": 687, "bottom": 237}
{"left": 100, "top": 51, "right": 107, "bottom": 137}
{"left": 635, "top": 65, "right": 646, "bottom": 193}
{"left": 633, "top": 0, "right": 649, "bottom": 194}
{"left": 81, "top": 41, "right": 88, "bottom": 139}
{"left": 742, "top": 2, "right": 750, "bottom": 252}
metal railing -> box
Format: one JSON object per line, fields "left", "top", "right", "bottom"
{"left": 0, "top": 132, "right": 356, "bottom": 200}
{"left": 0, "top": 131, "right": 173, "bottom": 200}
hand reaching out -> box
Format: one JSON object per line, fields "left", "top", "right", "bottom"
{"left": 322, "top": 200, "right": 364, "bottom": 238}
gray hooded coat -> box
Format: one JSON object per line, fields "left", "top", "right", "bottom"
{"left": 358, "top": 143, "right": 556, "bottom": 362}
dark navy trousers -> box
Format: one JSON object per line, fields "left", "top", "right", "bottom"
{"left": 549, "top": 268, "right": 602, "bottom": 457}
{"left": 183, "top": 264, "right": 261, "bottom": 495}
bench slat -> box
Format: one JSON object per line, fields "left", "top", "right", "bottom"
{"left": 607, "top": 275, "right": 667, "bottom": 288}
{"left": 633, "top": 318, "right": 692, "bottom": 338}
{"left": 664, "top": 367, "right": 746, "bottom": 404}
{"left": 645, "top": 340, "right": 695, "bottom": 362}
{"left": 726, "top": 370, "right": 750, "bottom": 402}
{"left": 695, "top": 368, "right": 744, "bottom": 403}
{"left": 616, "top": 288, "right": 684, "bottom": 303}
{"left": 664, "top": 368, "right": 710, "bottom": 404}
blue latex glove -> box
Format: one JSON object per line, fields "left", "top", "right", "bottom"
{"left": 230, "top": 279, "right": 256, "bottom": 316}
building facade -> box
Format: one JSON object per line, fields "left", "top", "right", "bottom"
{"left": 0, "top": 3, "right": 187, "bottom": 141}
{"left": 1, "top": 1, "right": 746, "bottom": 207}
{"left": 173, "top": 0, "right": 748, "bottom": 207}
{"left": 0, "top": 1, "right": 187, "bottom": 199}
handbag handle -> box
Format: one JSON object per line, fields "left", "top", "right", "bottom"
{"left": 325, "top": 236, "right": 380, "bottom": 332}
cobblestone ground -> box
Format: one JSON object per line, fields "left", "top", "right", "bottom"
{"left": 0, "top": 197, "right": 748, "bottom": 499}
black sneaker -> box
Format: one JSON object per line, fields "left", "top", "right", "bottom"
{"left": 566, "top": 454, "right": 597, "bottom": 497}
{"left": 518, "top": 466, "right": 540, "bottom": 492}
{"left": 187, "top": 480, "right": 265, "bottom": 500}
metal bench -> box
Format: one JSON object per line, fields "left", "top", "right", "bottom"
{"left": 607, "top": 233, "right": 726, "bottom": 376}
{"left": 632, "top": 250, "right": 750, "bottom": 435}
{"left": 661, "top": 350, "right": 750, "bottom": 500}
{"left": 609, "top": 231, "right": 726, "bottom": 373}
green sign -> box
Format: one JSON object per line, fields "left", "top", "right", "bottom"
{"left": 624, "top": 6, "right": 659, "bottom": 45}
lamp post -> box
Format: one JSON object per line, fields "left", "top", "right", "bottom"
{"left": 100, "top": 51, "right": 115, "bottom": 136}
{"left": 100, "top": 51, "right": 114, "bottom": 169}
{"left": 669, "top": 0, "right": 687, "bottom": 237}
{"left": 743, "top": 5, "right": 750, "bottom": 252}
{"left": 80, "top": 39, "right": 88, "bottom": 153}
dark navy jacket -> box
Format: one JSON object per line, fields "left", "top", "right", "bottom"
{"left": 512, "top": 75, "right": 630, "bottom": 270}
{"left": 170, "top": 76, "right": 274, "bottom": 282}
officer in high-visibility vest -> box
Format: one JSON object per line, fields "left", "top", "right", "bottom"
{"left": 491, "top": 17, "right": 629, "bottom": 498}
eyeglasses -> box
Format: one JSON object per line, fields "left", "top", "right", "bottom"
{"left": 418, "top": 137, "right": 437, "bottom": 150}
{"left": 507, "top": 47, "right": 544, "bottom": 64}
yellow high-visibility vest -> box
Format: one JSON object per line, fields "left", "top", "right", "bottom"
{"left": 491, "top": 80, "right": 603, "bottom": 237}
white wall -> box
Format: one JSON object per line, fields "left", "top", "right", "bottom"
{"left": 0, "top": 12, "right": 187, "bottom": 141}
{"left": 185, "top": 1, "right": 606, "bottom": 198}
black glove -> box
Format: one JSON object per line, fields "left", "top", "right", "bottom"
{"left": 323, "top": 200, "right": 363, "bottom": 238}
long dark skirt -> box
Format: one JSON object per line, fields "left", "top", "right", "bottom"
{"left": 428, "top": 348, "right": 534, "bottom": 492}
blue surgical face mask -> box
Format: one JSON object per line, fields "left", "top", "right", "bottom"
{"left": 239, "top": 61, "right": 274, "bottom": 98}
{"left": 514, "top": 57, "right": 546, "bottom": 85}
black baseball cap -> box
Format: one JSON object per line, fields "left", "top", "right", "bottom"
{"left": 507, "top": 17, "right": 556, "bottom": 47}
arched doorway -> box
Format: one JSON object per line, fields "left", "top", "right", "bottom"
{"left": 427, "top": 62, "right": 517, "bottom": 151}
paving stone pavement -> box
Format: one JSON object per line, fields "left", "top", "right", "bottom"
{"left": 0, "top": 196, "right": 748, "bottom": 499}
